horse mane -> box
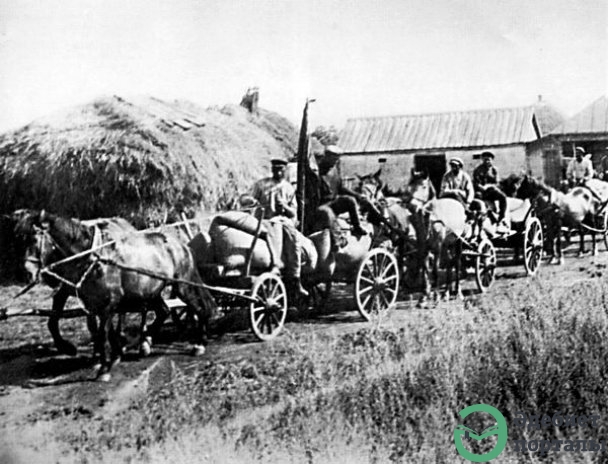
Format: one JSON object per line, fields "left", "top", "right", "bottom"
{"left": 43, "top": 212, "right": 94, "bottom": 250}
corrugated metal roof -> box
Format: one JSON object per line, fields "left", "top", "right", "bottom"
{"left": 340, "top": 106, "right": 540, "bottom": 153}
{"left": 550, "top": 96, "right": 608, "bottom": 135}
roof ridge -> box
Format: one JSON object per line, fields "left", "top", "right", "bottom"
{"left": 345, "top": 105, "right": 535, "bottom": 123}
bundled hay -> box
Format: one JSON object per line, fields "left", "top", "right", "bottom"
{"left": 0, "top": 95, "right": 298, "bottom": 227}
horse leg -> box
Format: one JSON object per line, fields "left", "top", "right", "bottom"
{"left": 556, "top": 221, "right": 564, "bottom": 265}
{"left": 141, "top": 297, "right": 169, "bottom": 356}
{"left": 177, "top": 277, "right": 216, "bottom": 356}
{"left": 455, "top": 241, "right": 464, "bottom": 299}
{"left": 591, "top": 228, "right": 597, "bottom": 256}
{"left": 95, "top": 310, "right": 116, "bottom": 382}
{"left": 48, "top": 286, "right": 77, "bottom": 356}
{"left": 432, "top": 248, "right": 441, "bottom": 301}
{"left": 417, "top": 255, "right": 431, "bottom": 308}
{"left": 578, "top": 225, "right": 586, "bottom": 257}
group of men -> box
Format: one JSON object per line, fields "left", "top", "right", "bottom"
{"left": 249, "top": 145, "right": 375, "bottom": 300}
{"left": 438, "top": 151, "right": 510, "bottom": 232}
{"left": 250, "top": 144, "right": 399, "bottom": 300}
{"left": 248, "top": 143, "right": 608, "bottom": 299}
{"left": 248, "top": 146, "right": 516, "bottom": 298}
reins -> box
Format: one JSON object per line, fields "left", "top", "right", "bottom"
{"left": 14, "top": 217, "right": 202, "bottom": 299}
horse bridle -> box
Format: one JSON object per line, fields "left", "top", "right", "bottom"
{"left": 26, "top": 225, "right": 69, "bottom": 269}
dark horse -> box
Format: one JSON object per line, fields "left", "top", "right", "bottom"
{"left": 514, "top": 175, "right": 605, "bottom": 264}
{"left": 14, "top": 209, "right": 138, "bottom": 355}
{"left": 22, "top": 211, "right": 216, "bottom": 381}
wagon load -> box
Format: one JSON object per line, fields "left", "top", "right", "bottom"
{"left": 189, "top": 211, "right": 321, "bottom": 281}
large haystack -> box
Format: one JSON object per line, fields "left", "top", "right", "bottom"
{"left": 0, "top": 96, "right": 298, "bottom": 226}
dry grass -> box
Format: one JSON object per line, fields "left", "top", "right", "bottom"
{"left": 0, "top": 96, "right": 297, "bottom": 228}
{"left": 7, "top": 277, "right": 608, "bottom": 463}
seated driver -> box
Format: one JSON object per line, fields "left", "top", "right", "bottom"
{"left": 317, "top": 145, "right": 368, "bottom": 237}
{"left": 251, "top": 158, "right": 308, "bottom": 298}
{"left": 566, "top": 147, "right": 601, "bottom": 200}
{"left": 472, "top": 151, "right": 509, "bottom": 231}
{"left": 439, "top": 157, "right": 474, "bottom": 207}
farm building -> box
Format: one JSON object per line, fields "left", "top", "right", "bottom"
{"left": 544, "top": 96, "right": 608, "bottom": 179}
{"left": 338, "top": 98, "right": 565, "bottom": 192}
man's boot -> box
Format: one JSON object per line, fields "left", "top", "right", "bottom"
{"left": 352, "top": 225, "right": 368, "bottom": 238}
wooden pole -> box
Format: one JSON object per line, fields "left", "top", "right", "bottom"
{"left": 296, "top": 98, "right": 315, "bottom": 233}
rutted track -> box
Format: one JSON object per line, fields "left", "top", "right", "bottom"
{"left": 1, "top": 241, "right": 608, "bottom": 457}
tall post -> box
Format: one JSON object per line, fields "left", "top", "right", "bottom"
{"left": 296, "top": 98, "right": 314, "bottom": 233}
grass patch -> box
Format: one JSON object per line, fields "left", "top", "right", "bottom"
{"left": 7, "top": 278, "right": 608, "bottom": 463}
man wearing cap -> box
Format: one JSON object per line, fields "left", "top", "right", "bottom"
{"left": 566, "top": 147, "right": 594, "bottom": 188}
{"left": 252, "top": 158, "right": 297, "bottom": 222}
{"left": 439, "top": 157, "right": 475, "bottom": 206}
{"left": 252, "top": 158, "right": 308, "bottom": 298}
{"left": 472, "top": 151, "right": 509, "bottom": 229}
{"left": 317, "top": 145, "right": 369, "bottom": 237}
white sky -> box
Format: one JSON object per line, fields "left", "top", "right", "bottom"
{"left": 0, "top": 0, "right": 606, "bottom": 133}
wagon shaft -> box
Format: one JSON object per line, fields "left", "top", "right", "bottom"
{"left": 0, "top": 307, "right": 88, "bottom": 320}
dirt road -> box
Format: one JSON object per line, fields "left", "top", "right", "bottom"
{"left": 1, "top": 241, "right": 607, "bottom": 459}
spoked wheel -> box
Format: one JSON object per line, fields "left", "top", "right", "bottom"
{"left": 355, "top": 248, "right": 400, "bottom": 321}
{"left": 523, "top": 216, "right": 543, "bottom": 275}
{"left": 249, "top": 273, "right": 288, "bottom": 341}
{"left": 475, "top": 239, "right": 496, "bottom": 293}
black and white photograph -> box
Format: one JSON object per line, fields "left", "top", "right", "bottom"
{"left": 0, "top": 0, "right": 606, "bottom": 462}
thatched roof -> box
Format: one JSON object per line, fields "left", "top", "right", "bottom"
{"left": 0, "top": 95, "right": 298, "bottom": 226}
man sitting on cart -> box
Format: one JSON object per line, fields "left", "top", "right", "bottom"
{"left": 251, "top": 158, "right": 309, "bottom": 298}
{"left": 566, "top": 146, "right": 601, "bottom": 201}
{"left": 317, "top": 145, "right": 391, "bottom": 238}
{"left": 439, "top": 157, "right": 475, "bottom": 207}
{"left": 472, "top": 151, "right": 510, "bottom": 233}
{"left": 439, "top": 157, "right": 488, "bottom": 236}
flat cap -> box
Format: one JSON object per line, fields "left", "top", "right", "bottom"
{"left": 575, "top": 146, "right": 586, "bottom": 154}
{"left": 270, "top": 158, "right": 288, "bottom": 167}
{"left": 449, "top": 157, "right": 464, "bottom": 167}
{"left": 481, "top": 151, "right": 495, "bottom": 159}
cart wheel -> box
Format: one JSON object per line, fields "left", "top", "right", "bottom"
{"left": 475, "top": 239, "right": 496, "bottom": 293}
{"left": 355, "top": 248, "right": 399, "bottom": 321}
{"left": 523, "top": 216, "right": 543, "bottom": 275}
{"left": 249, "top": 273, "right": 288, "bottom": 341}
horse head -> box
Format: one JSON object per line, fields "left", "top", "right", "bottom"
{"left": 514, "top": 175, "right": 550, "bottom": 200}
{"left": 17, "top": 209, "right": 55, "bottom": 283}
{"left": 405, "top": 169, "right": 434, "bottom": 209}
{"left": 356, "top": 168, "right": 385, "bottom": 203}
{"left": 20, "top": 210, "right": 94, "bottom": 283}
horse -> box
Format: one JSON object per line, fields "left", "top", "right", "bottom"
{"left": 12, "top": 209, "right": 149, "bottom": 356}
{"left": 514, "top": 175, "right": 608, "bottom": 264}
{"left": 353, "top": 169, "right": 419, "bottom": 283}
{"left": 404, "top": 172, "right": 467, "bottom": 300}
{"left": 22, "top": 211, "right": 216, "bottom": 381}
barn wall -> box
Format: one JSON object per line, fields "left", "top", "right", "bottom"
{"left": 526, "top": 141, "right": 544, "bottom": 179}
